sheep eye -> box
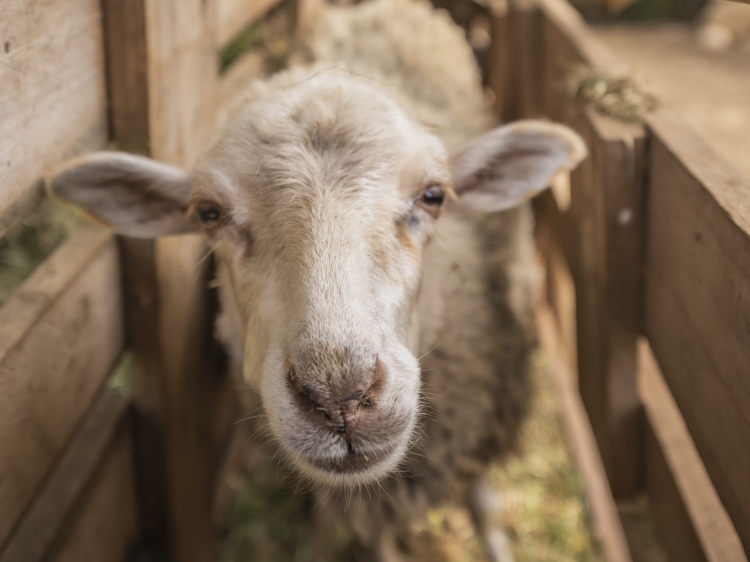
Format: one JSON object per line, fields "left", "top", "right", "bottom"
{"left": 421, "top": 185, "right": 445, "bottom": 206}
{"left": 196, "top": 202, "right": 221, "bottom": 224}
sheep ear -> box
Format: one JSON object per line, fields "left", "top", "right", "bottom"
{"left": 448, "top": 120, "right": 587, "bottom": 213}
{"left": 48, "top": 152, "right": 198, "bottom": 238}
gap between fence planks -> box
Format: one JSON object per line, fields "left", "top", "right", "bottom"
{"left": 216, "top": 0, "right": 284, "bottom": 46}
{"left": 0, "top": 0, "right": 109, "bottom": 238}
{"left": 536, "top": 304, "right": 633, "bottom": 562}
{"left": 0, "top": 226, "right": 123, "bottom": 551}
{"left": 644, "top": 109, "right": 750, "bottom": 554}
{"left": 639, "top": 340, "right": 747, "bottom": 562}
{"left": 0, "top": 387, "right": 133, "bottom": 562}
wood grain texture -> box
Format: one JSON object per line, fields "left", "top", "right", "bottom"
{"left": 0, "top": 226, "right": 123, "bottom": 550}
{"left": 143, "top": 3, "right": 223, "bottom": 559}
{"left": 532, "top": 0, "right": 648, "bottom": 496}
{"left": 102, "top": 0, "right": 151, "bottom": 154}
{"left": 570, "top": 109, "right": 646, "bottom": 498}
{"left": 537, "top": 305, "right": 633, "bottom": 562}
{"left": 50, "top": 425, "right": 139, "bottom": 562}
{"left": 644, "top": 109, "right": 750, "bottom": 554}
{"left": 0, "top": 0, "right": 109, "bottom": 237}
{"left": 106, "top": 2, "right": 230, "bottom": 558}
{"left": 217, "top": 0, "right": 283, "bottom": 46}
{"left": 145, "top": 0, "right": 219, "bottom": 167}
{"left": 640, "top": 340, "right": 747, "bottom": 562}
{"left": 0, "top": 388, "right": 132, "bottom": 562}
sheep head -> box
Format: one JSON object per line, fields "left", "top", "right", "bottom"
{"left": 48, "top": 72, "right": 586, "bottom": 488}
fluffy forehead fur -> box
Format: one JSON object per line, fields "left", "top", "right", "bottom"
{"left": 191, "top": 69, "right": 451, "bottom": 219}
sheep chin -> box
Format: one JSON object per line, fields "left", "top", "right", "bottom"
{"left": 287, "top": 435, "right": 412, "bottom": 489}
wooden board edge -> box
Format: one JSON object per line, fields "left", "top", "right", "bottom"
{"left": 0, "top": 225, "right": 115, "bottom": 360}
{"left": 645, "top": 109, "right": 750, "bottom": 238}
{"left": 0, "top": 387, "right": 130, "bottom": 562}
{"left": 639, "top": 340, "right": 747, "bottom": 562}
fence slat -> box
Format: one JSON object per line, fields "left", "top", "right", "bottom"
{"left": 0, "top": 0, "right": 108, "bottom": 237}
{"left": 644, "top": 109, "right": 750, "bottom": 553}
{"left": 525, "top": 0, "right": 647, "bottom": 497}
{"left": 104, "top": 1, "right": 227, "bottom": 559}
{"left": 639, "top": 340, "right": 747, "bottom": 562}
{"left": 0, "top": 226, "right": 123, "bottom": 550}
{"left": 0, "top": 387, "right": 133, "bottom": 562}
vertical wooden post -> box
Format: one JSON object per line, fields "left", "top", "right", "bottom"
{"left": 103, "top": 0, "right": 221, "bottom": 560}
{"left": 506, "top": 0, "right": 649, "bottom": 498}
{"left": 569, "top": 110, "right": 647, "bottom": 497}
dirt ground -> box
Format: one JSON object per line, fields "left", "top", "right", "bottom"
{"left": 591, "top": 22, "right": 750, "bottom": 179}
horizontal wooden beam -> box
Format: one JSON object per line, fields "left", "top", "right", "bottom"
{"left": 0, "top": 387, "right": 132, "bottom": 562}
{"left": 0, "top": 226, "right": 124, "bottom": 550}
{"left": 527, "top": 0, "right": 648, "bottom": 497}
{"left": 644, "top": 109, "right": 750, "bottom": 553}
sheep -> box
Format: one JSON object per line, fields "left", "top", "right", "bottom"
{"left": 48, "top": 0, "right": 586, "bottom": 558}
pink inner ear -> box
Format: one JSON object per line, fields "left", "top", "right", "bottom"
{"left": 448, "top": 122, "right": 586, "bottom": 214}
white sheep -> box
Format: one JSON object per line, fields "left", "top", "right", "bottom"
{"left": 49, "top": 0, "right": 586, "bottom": 558}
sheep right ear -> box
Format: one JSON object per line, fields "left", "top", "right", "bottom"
{"left": 448, "top": 120, "right": 587, "bottom": 213}
{"left": 47, "top": 152, "right": 198, "bottom": 238}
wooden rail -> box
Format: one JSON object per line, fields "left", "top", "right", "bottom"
{"left": 492, "top": 0, "right": 750, "bottom": 560}
{"left": 0, "top": 0, "right": 287, "bottom": 560}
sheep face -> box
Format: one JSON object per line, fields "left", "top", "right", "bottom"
{"left": 47, "top": 72, "right": 586, "bottom": 488}
{"left": 190, "top": 77, "right": 451, "bottom": 487}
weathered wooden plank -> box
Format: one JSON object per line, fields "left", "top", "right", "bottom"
{"left": 144, "top": 2, "right": 222, "bottom": 559}
{"left": 217, "top": 0, "right": 282, "bottom": 46}
{"left": 644, "top": 109, "right": 750, "bottom": 553}
{"left": 639, "top": 340, "right": 747, "bottom": 562}
{"left": 0, "top": 226, "right": 123, "bottom": 550}
{"left": 0, "top": 388, "right": 132, "bottom": 562}
{"left": 532, "top": 0, "right": 647, "bottom": 496}
{"left": 0, "top": 0, "right": 109, "bottom": 237}
{"left": 49, "top": 424, "right": 139, "bottom": 562}
{"left": 104, "top": 1, "right": 228, "bottom": 559}
{"left": 569, "top": 108, "right": 646, "bottom": 498}
{"left": 101, "top": 1, "right": 170, "bottom": 550}
{"left": 537, "top": 305, "right": 633, "bottom": 562}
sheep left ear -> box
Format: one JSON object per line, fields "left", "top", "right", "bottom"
{"left": 448, "top": 120, "right": 587, "bottom": 213}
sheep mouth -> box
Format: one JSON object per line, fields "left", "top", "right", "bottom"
{"left": 308, "top": 446, "right": 392, "bottom": 475}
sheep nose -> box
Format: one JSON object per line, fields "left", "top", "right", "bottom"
{"left": 289, "top": 365, "right": 379, "bottom": 444}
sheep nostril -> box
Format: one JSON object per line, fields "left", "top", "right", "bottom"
{"left": 287, "top": 363, "right": 381, "bottom": 444}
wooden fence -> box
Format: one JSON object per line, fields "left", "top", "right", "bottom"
{"left": 1, "top": 0, "right": 749, "bottom": 561}
{"left": 0, "top": 1, "right": 302, "bottom": 561}
{"left": 491, "top": 0, "right": 750, "bottom": 560}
